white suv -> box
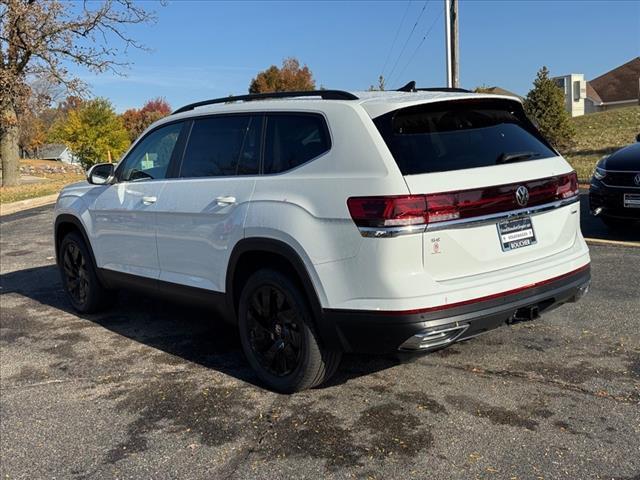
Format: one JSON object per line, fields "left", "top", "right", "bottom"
{"left": 54, "top": 87, "right": 591, "bottom": 392}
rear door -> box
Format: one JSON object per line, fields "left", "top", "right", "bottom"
{"left": 373, "top": 98, "right": 580, "bottom": 281}
{"left": 155, "top": 114, "right": 262, "bottom": 292}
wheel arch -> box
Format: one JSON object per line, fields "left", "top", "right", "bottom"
{"left": 226, "top": 237, "right": 341, "bottom": 351}
{"left": 54, "top": 214, "right": 98, "bottom": 270}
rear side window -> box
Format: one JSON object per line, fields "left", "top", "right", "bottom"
{"left": 180, "top": 115, "right": 262, "bottom": 178}
{"left": 373, "top": 99, "right": 556, "bottom": 175}
{"left": 264, "top": 114, "right": 330, "bottom": 174}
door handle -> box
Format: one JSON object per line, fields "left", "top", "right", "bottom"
{"left": 216, "top": 196, "right": 236, "bottom": 206}
{"left": 142, "top": 196, "right": 157, "bottom": 205}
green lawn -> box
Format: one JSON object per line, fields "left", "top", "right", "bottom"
{"left": 562, "top": 105, "right": 640, "bottom": 182}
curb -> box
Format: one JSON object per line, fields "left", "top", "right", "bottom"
{"left": 585, "top": 238, "right": 640, "bottom": 248}
{"left": 0, "top": 194, "right": 59, "bottom": 217}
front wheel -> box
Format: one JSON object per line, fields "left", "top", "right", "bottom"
{"left": 238, "top": 269, "right": 341, "bottom": 393}
{"left": 59, "top": 232, "right": 114, "bottom": 313}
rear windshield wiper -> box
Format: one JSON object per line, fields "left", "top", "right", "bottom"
{"left": 497, "top": 151, "right": 542, "bottom": 164}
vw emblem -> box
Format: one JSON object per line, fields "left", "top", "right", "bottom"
{"left": 634, "top": 173, "right": 640, "bottom": 186}
{"left": 515, "top": 186, "right": 529, "bottom": 207}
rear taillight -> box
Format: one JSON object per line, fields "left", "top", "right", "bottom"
{"left": 346, "top": 195, "right": 427, "bottom": 227}
{"left": 556, "top": 171, "right": 579, "bottom": 199}
{"left": 348, "top": 172, "right": 580, "bottom": 233}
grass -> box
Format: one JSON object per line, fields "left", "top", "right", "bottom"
{"left": 0, "top": 159, "right": 84, "bottom": 204}
{"left": 562, "top": 105, "right": 640, "bottom": 181}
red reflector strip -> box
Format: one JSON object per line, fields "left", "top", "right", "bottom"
{"left": 347, "top": 172, "right": 579, "bottom": 228}
{"left": 374, "top": 263, "right": 590, "bottom": 316}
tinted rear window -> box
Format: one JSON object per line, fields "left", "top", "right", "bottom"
{"left": 264, "top": 114, "right": 330, "bottom": 174}
{"left": 373, "top": 99, "right": 556, "bottom": 175}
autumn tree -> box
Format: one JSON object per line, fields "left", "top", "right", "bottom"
{"left": 0, "top": 0, "right": 155, "bottom": 186}
{"left": 50, "top": 98, "right": 130, "bottom": 168}
{"left": 121, "top": 97, "right": 171, "bottom": 142}
{"left": 523, "top": 66, "right": 575, "bottom": 149}
{"left": 249, "top": 58, "right": 315, "bottom": 94}
{"left": 17, "top": 78, "right": 64, "bottom": 157}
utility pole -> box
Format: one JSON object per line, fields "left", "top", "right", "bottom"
{"left": 444, "top": 0, "right": 452, "bottom": 87}
{"left": 451, "top": 0, "right": 459, "bottom": 88}
{"left": 444, "top": 0, "right": 459, "bottom": 88}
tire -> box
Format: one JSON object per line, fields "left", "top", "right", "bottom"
{"left": 59, "top": 232, "right": 115, "bottom": 313}
{"left": 238, "top": 269, "right": 341, "bottom": 393}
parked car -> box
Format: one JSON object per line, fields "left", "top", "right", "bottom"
{"left": 53, "top": 87, "right": 591, "bottom": 392}
{"left": 589, "top": 137, "right": 640, "bottom": 229}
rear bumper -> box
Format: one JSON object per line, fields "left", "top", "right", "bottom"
{"left": 321, "top": 264, "right": 591, "bottom": 354}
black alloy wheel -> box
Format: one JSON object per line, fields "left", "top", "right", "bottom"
{"left": 62, "top": 241, "right": 89, "bottom": 307}
{"left": 238, "top": 269, "right": 341, "bottom": 393}
{"left": 59, "top": 232, "right": 114, "bottom": 313}
{"left": 246, "top": 285, "right": 303, "bottom": 377}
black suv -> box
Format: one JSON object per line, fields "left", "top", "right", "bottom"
{"left": 589, "top": 136, "right": 640, "bottom": 229}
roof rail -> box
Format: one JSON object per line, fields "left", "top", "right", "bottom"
{"left": 396, "top": 81, "right": 471, "bottom": 94}
{"left": 172, "top": 90, "right": 359, "bottom": 115}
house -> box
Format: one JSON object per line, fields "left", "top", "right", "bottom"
{"left": 38, "top": 143, "right": 79, "bottom": 164}
{"left": 553, "top": 57, "right": 640, "bottom": 117}
{"left": 585, "top": 57, "right": 640, "bottom": 113}
{"left": 477, "top": 86, "right": 523, "bottom": 99}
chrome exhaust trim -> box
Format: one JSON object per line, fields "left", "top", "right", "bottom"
{"left": 399, "top": 323, "right": 469, "bottom": 351}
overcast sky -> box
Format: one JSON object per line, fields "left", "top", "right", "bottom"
{"left": 70, "top": 0, "right": 640, "bottom": 112}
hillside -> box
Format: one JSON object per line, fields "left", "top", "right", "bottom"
{"left": 562, "top": 105, "right": 640, "bottom": 181}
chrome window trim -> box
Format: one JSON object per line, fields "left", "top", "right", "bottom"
{"left": 356, "top": 195, "right": 580, "bottom": 238}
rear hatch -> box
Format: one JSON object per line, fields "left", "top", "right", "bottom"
{"left": 372, "top": 97, "right": 580, "bottom": 281}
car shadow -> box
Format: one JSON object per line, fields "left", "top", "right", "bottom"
{"left": 579, "top": 190, "right": 639, "bottom": 242}
{"left": 0, "top": 265, "right": 400, "bottom": 390}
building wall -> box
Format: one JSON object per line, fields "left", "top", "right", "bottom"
{"left": 585, "top": 98, "right": 637, "bottom": 114}
{"left": 553, "top": 74, "right": 586, "bottom": 117}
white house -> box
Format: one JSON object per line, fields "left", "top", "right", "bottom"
{"left": 38, "top": 144, "right": 79, "bottom": 164}
{"left": 553, "top": 57, "right": 640, "bottom": 117}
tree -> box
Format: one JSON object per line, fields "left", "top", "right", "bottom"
{"left": 50, "top": 98, "right": 129, "bottom": 168}
{"left": 121, "top": 97, "right": 171, "bottom": 142}
{"left": 1, "top": 0, "right": 155, "bottom": 186}
{"left": 249, "top": 57, "right": 315, "bottom": 94}
{"left": 523, "top": 66, "right": 575, "bottom": 149}
{"left": 368, "top": 75, "right": 386, "bottom": 91}
{"left": 18, "top": 78, "right": 64, "bottom": 157}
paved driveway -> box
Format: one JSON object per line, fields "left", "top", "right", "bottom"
{"left": 1, "top": 205, "right": 639, "bottom": 479}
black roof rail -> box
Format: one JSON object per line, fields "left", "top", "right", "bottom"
{"left": 396, "top": 81, "right": 471, "bottom": 94}
{"left": 416, "top": 87, "right": 472, "bottom": 93}
{"left": 172, "top": 90, "right": 359, "bottom": 115}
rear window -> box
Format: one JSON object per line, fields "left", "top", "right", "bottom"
{"left": 264, "top": 114, "right": 330, "bottom": 174}
{"left": 373, "top": 99, "right": 556, "bottom": 175}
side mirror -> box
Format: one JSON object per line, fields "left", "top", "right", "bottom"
{"left": 87, "top": 163, "right": 115, "bottom": 185}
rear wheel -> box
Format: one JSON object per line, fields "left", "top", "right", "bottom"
{"left": 238, "top": 269, "right": 341, "bottom": 393}
{"left": 59, "top": 232, "right": 114, "bottom": 313}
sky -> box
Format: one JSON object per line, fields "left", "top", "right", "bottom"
{"left": 71, "top": 0, "right": 640, "bottom": 112}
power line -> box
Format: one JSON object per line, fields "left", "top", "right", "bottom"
{"left": 394, "top": 9, "right": 443, "bottom": 88}
{"left": 380, "top": 1, "right": 412, "bottom": 80}
{"left": 386, "top": 0, "right": 429, "bottom": 86}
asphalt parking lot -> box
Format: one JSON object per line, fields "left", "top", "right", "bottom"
{"left": 1, "top": 204, "right": 639, "bottom": 480}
